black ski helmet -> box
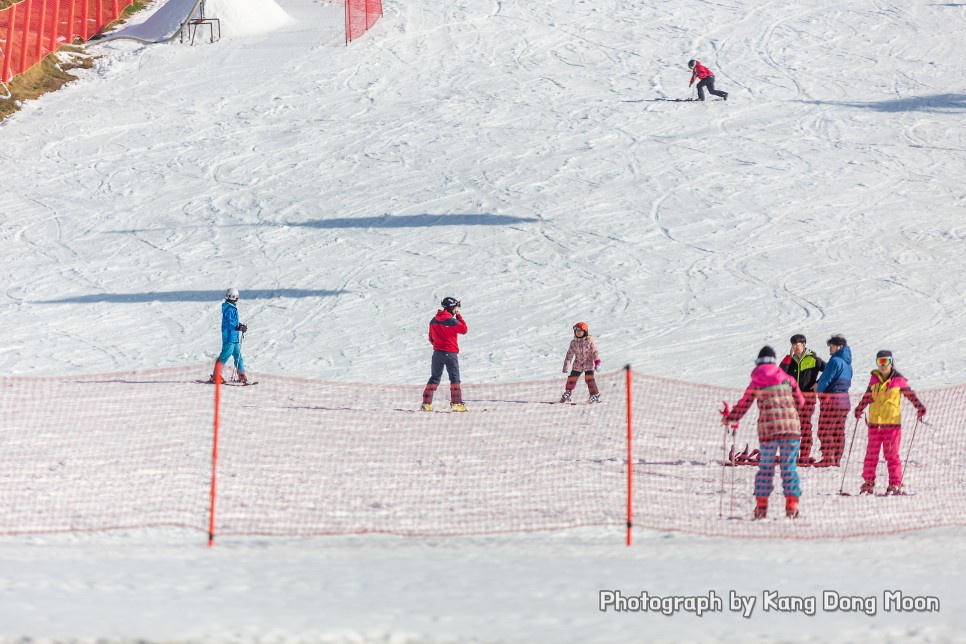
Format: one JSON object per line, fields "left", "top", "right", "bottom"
{"left": 441, "top": 296, "right": 459, "bottom": 310}
{"left": 688, "top": 59, "right": 696, "bottom": 69}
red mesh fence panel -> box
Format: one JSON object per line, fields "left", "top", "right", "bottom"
{"left": 635, "top": 373, "right": 966, "bottom": 538}
{"left": 0, "top": 367, "right": 211, "bottom": 534}
{"left": 2, "top": 366, "right": 965, "bottom": 540}
{"left": 345, "top": 0, "right": 381, "bottom": 44}
{"left": 0, "top": 0, "right": 130, "bottom": 82}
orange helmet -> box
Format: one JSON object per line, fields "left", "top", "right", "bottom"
{"left": 573, "top": 322, "right": 589, "bottom": 333}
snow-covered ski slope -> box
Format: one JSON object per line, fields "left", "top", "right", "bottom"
{"left": 2, "top": 0, "right": 965, "bottom": 388}
{"left": 3, "top": 1, "right": 966, "bottom": 642}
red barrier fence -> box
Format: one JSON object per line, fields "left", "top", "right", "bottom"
{"left": 0, "top": 0, "right": 133, "bottom": 82}
{"left": 1, "top": 365, "right": 964, "bottom": 542}
{"left": 344, "top": 0, "right": 380, "bottom": 44}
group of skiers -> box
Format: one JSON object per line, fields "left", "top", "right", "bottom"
{"left": 209, "top": 291, "right": 925, "bottom": 522}
{"left": 208, "top": 291, "right": 603, "bottom": 413}
{"left": 723, "top": 334, "right": 927, "bottom": 520}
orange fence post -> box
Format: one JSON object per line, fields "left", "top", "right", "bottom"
{"left": 49, "top": 0, "right": 61, "bottom": 53}
{"left": 207, "top": 361, "right": 222, "bottom": 547}
{"left": 67, "top": 0, "right": 76, "bottom": 45}
{"left": 18, "top": 0, "right": 32, "bottom": 76}
{"left": 625, "top": 364, "right": 633, "bottom": 546}
{"left": 3, "top": 3, "right": 16, "bottom": 82}
{"left": 35, "top": 0, "right": 47, "bottom": 62}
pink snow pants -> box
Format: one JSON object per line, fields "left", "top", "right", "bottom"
{"left": 862, "top": 424, "right": 903, "bottom": 486}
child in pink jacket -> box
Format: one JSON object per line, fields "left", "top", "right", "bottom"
{"left": 560, "top": 322, "right": 601, "bottom": 403}
{"left": 852, "top": 350, "right": 926, "bottom": 495}
{"left": 722, "top": 346, "right": 805, "bottom": 519}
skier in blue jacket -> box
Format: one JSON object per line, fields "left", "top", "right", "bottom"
{"left": 208, "top": 288, "right": 249, "bottom": 384}
{"left": 814, "top": 334, "right": 852, "bottom": 466}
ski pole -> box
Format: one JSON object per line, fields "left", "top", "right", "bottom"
{"left": 837, "top": 416, "right": 862, "bottom": 496}
{"left": 899, "top": 417, "right": 927, "bottom": 489}
{"left": 719, "top": 402, "right": 738, "bottom": 517}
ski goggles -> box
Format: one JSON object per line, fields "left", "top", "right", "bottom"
{"left": 876, "top": 356, "right": 893, "bottom": 368}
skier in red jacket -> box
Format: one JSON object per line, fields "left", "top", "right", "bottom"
{"left": 421, "top": 297, "right": 469, "bottom": 412}
{"left": 688, "top": 60, "right": 728, "bottom": 101}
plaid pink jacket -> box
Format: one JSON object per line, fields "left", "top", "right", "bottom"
{"left": 564, "top": 336, "right": 600, "bottom": 372}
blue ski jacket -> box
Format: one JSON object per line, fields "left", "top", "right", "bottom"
{"left": 816, "top": 345, "right": 852, "bottom": 395}
{"left": 221, "top": 301, "right": 240, "bottom": 344}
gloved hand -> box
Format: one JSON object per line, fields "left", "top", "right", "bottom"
{"left": 236, "top": 323, "right": 248, "bottom": 333}
{"left": 917, "top": 408, "right": 926, "bottom": 420}
{"left": 594, "top": 360, "right": 601, "bottom": 372}
{"left": 853, "top": 408, "right": 863, "bottom": 419}
{"left": 562, "top": 368, "right": 568, "bottom": 374}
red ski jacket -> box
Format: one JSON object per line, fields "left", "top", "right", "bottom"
{"left": 689, "top": 61, "right": 714, "bottom": 86}
{"left": 428, "top": 310, "right": 467, "bottom": 353}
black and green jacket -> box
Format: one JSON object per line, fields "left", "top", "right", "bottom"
{"left": 779, "top": 350, "right": 826, "bottom": 392}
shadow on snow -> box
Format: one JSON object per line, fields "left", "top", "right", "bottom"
{"left": 800, "top": 94, "right": 966, "bottom": 113}
{"left": 33, "top": 289, "right": 345, "bottom": 304}
{"left": 111, "top": 213, "right": 541, "bottom": 234}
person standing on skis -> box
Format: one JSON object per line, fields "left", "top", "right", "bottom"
{"left": 560, "top": 322, "right": 602, "bottom": 404}
{"left": 780, "top": 334, "right": 826, "bottom": 466}
{"left": 208, "top": 288, "right": 248, "bottom": 384}
{"left": 814, "top": 335, "right": 853, "bottom": 467}
{"left": 421, "top": 297, "right": 468, "bottom": 412}
{"left": 722, "top": 346, "right": 805, "bottom": 520}
{"left": 851, "top": 350, "right": 926, "bottom": 496}
{"left": 688, "top": 59, "right": 728, "bottom": 101}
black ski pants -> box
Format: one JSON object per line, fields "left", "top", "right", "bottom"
{"left": 696, "top": 75, "right": 727, "bottom": 101}
{"left": 423, "top": 350, "right": 463, "bottom": 405}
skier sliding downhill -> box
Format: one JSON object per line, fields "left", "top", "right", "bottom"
{"left": 207, "top": 288, "right": 249, "bottom": 385}
{"left": 560, "top": 322, "right": 602, "bottom": 403}
{"left": 688, "top": 59, "right": 728, "bottom": 101}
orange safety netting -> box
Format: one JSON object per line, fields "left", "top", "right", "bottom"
{"left": 1, "top": 366, "right": 963, "bottom": 541}
{"left": 345, "top": 0, "right": 380, "bottom": 44}
{"left": 1, "top": 0, "right": 130, "bottom": 82}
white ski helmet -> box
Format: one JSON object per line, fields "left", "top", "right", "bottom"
{"left": 226, "top": 288, "right": 239, "bottom": 302}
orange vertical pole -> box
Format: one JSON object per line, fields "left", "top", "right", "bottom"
{"left": 18, "top": 0, "right": 32, "bottom": 75}
{"left": 49, "top": 0, "right": 61, "bottom": 53}
{"left": 625, "top": 364, "right": 633, "bottom": 546}
{"left": 3, "top": 4, "right": 16, "bottom": 82}
{"left": 81, "top": 0, "right": 87, "bottom": 41}
{"left": 208, "top": 361, "right": 222, "bottom": 547}
{"left": 67, "top": 0, "right": 76, "bottom": 44}
{"left": 35, "top": 0, "right": 47, "bottom": 62}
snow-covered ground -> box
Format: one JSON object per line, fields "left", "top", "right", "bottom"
{"left": 2, "top": 0, "right": 966, "bottom": 641}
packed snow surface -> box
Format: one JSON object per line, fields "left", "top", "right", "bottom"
{"left": 1, "top": 0, "right": 966, "bottom": 641}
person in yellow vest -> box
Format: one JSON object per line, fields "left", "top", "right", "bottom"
{"left": 852, "top": 350, "right": 926, "bottom": 495}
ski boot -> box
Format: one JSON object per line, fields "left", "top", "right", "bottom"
{"left": 587, "top": 395, "right": 601, "bottom": 404}
{"left": 420, "top": 403, "right": 433, "bottom": 412}
{"left": 559, "top": 391, "right": 572, "bottom": 403}
{"left": 885, "top": 484, "right": 904, "bottom": 496}
{"left": 746, "top": 448, "right": 761, "bottom": 466}
{"left": 753, "top": 498, "right": 768, "bottom": 520}
{"left": 236, "top": 373, "right": 248, "bottom": 385}
{"left": 450, "top": 402, "right": 468, "bottom": 412}
{"left": 859, "top": 481, "right": 875, "bottom": 495}
{"left": 785, "top": 496, "right": 799, "bottom": 519}
{"left": 722, "top": 92, "right": 729, "bottom": 101}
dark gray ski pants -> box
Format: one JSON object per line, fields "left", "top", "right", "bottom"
{"left": 696, "top": 75, "right": 727, "bottom": 100}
